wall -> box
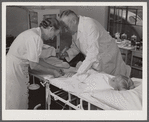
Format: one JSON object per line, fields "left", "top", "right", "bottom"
{"left": 50, "top": 6, "right": 108, "bottom": 29}
{"left": 77, "top": 6, "right": 108, "bottom": 29}
{"left": 6, "top": 6, "right": 108, "bottom": 50}
{"left": 6, "top": 6, "right": 29, "bottom": 37}
{"left": 6, "top": 6, "right": 108, "bottom": 36}
{"left": 32, "top": 9, "right": 60, "bottom": 25}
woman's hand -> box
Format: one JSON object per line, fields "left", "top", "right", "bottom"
{"left": 59, "top": 52, "right": 69, "bottom": 59}
{"left": 65, "top": 71, "right": 76, "bottom": 77}
{"left": 55, "top": 68, "right": 65, "bottom": 75}
{"left": 53, "top": 69, "right": 63, "bottom": 78}
{"left": 58, "top": 69, "right": 65, "bottom": 76}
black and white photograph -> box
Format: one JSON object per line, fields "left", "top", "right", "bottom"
{"left": 2, "top": 1, "right": 147, "bottom": 120}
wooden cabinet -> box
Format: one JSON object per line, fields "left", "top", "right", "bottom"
{"left": 107, "top": 6, "right": 143, "bottom": 78}
{"left": 119, "top": 47, "right": 132, "bottom": 65}
{"left": 130, "top": 50, "right": 142, "bottom": 78}
{"left": 118, "top": 46, "right": 142, "bottom": 78}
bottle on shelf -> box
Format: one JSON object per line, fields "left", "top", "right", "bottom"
{"left": 131, "top": 35, "right": 137, "bottom": 50}
{"left": 136, "top": 41, "right": 140, "bottom": 50}
{"left": 121, "top": 33, "right": 127, "bottom": 41}
{"left": 139, "top": 39, "right": 142, "bottom": 50}
{"left": 115, "top": 32, "right": 121, "bottom": 42}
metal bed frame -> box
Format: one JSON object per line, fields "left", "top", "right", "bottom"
{"left": 30, "top": 73, "right": 115, "bottom": 110}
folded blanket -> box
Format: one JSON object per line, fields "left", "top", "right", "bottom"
{"left": 40, "top": 44, "right": 56, "bottom": 58}
{"left": 44, "top": 57, "right": 70, "bottom": 69}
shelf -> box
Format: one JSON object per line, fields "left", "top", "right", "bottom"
{"left": 118, "top": 47, "right": 142, "bottom": 78}
{"left": 131, "top": 66, "right": 142, "bottom": 71}
{"left": 130, "top": 49, "right": 142, "bottom": 78}
{"left": 131, "top": 50, "right": 142, "bottom": 58}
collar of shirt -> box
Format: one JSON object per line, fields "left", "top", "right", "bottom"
{"left": 37, "top": 27, "right": 44, "bottom": 45}
{"left": 77, "top": 15, "right": 84, "bottom": 40}
{"left": 36, "top": 27, "right": 44, "bottom": 49}
{"left": 37, "top": 27, "right": 42, "bottom": 37}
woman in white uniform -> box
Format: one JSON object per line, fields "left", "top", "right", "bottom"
{"left": 59, "top": 10, "right": 131, "bottom": 77}
{"left": 6, "top": 18, "right": 63, "bottom": 109}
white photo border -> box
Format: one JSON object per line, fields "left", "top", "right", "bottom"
{"left": 2, "top": 2, "right": 147, "bottom": 120}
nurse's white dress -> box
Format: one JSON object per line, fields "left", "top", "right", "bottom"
{"left": 6, "top": 27, "right": 43, "bottom": 109}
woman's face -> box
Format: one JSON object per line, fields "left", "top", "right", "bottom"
{"left": 44, "top": 27, "right": 60, "bottom": 41}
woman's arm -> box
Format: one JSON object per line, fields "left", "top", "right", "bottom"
{"left": 29, "top": 60, "right": 64, "bottom": 78}
{"left": 39, "top": 58, "right": 64, "bottom": 71}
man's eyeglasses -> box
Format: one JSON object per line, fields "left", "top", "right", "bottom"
{"left": 60, "top": 21, "right": 70, "bottom": 33}
{"left": 64, "top": 26, "right": 70, "bottom": 32}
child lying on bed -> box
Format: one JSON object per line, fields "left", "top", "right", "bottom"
{"left": 108, "top": 75, "right": 135, "bottom": 91}
{"left": 67, "top": 71, "right": 136, "bottom": 93}
{"left": 63, "top": 61, "right": 135, "bottom": 91}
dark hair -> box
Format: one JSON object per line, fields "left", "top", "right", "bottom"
{"left": 59, "top": 10, "right": 77, "bottom": 18}
{"left": 39, "top": 18, "right": 60, "bottom": 30}
{"left": 119, "top": 75, "right": 135, "bottom": 90}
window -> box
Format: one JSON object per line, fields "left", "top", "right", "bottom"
{"left": 107, "top": 6, "right": 142, "bottom": 41}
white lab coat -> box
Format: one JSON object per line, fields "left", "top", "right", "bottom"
{"left": 6, "top": 27, "right": 43, "bottom": 109}
{"left": 66, "top": 16, "right": 130, "bottom": 77}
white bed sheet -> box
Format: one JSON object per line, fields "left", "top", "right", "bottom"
{"left": 38, "top": 71, "right": 142, "bottom": 110}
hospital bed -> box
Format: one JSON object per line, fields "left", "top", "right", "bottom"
{"left": 29, "top": 73, "right": 115, "bottom": 110}
{"left": 29, "top": 70, "right": 142, "bottom": 110}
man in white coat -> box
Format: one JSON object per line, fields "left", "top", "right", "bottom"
{"left": 59, "top": 10, "right": 131, "bottom": 77}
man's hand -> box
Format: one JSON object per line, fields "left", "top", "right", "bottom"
{"left": 59, "top": 52, "right": 69, "bottom": 59}
{"left": 53, "top": 69, "right": 64, "bottom": 78}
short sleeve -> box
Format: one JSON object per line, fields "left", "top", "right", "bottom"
{"left": 26, "top": 36, "right": 43, "bottom": 63}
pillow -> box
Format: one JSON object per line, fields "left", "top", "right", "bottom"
{"left": 91, "top": 79, "right": 142, "bottom": 110}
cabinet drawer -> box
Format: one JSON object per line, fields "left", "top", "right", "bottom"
{"left": 132, "top": 50, "right": 142, "bottom": 58}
